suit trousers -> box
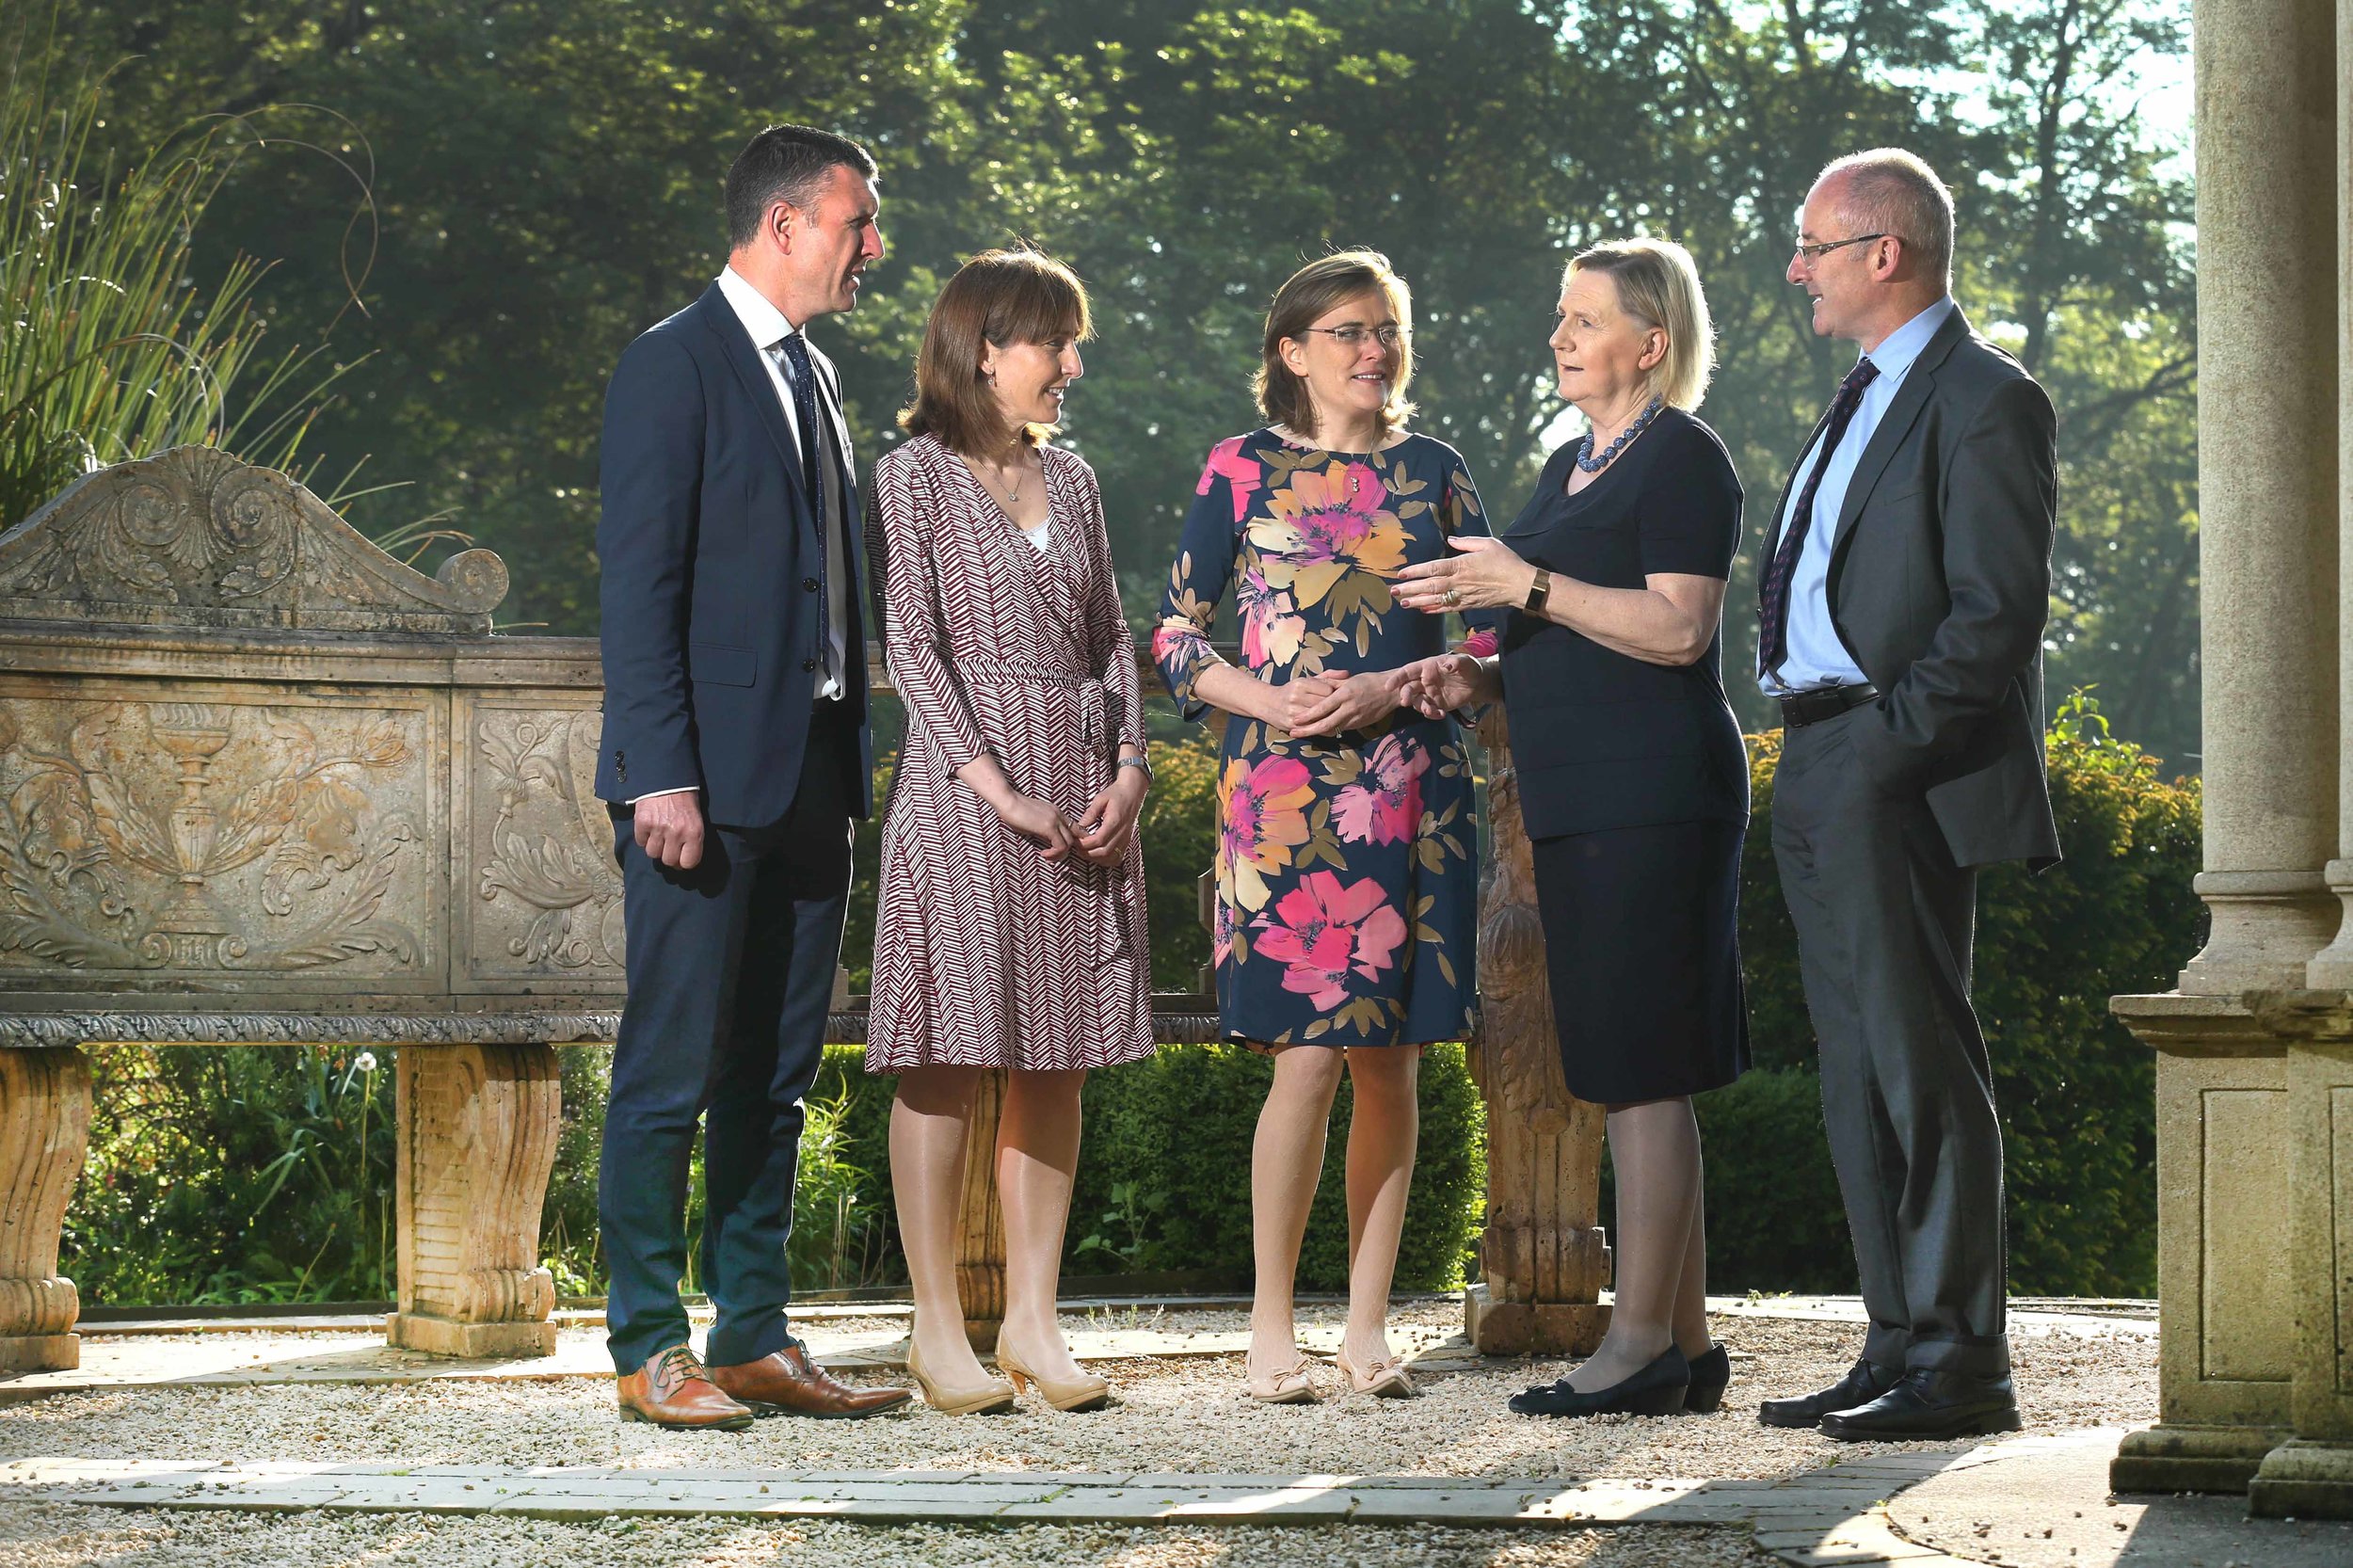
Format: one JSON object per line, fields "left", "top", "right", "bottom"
{"left": 1770, "top": 707, "right": 2009, "bottom": 1378}
{"left": 600, "top": 702, "right": 854, "bottom": 1375}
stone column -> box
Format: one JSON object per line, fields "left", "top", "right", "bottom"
{"left": 387, "top": 1044, "right": 561, "bottom": 1358}
{"left": 2181, "top": 0, "right": 2342, "bottom": 997}
{"left": 2240, "top": 0, "right": 2353, "bottom": 1521}
{"left": 1463, "top": 714, "right": 1610, "bottom": 1355}
{"left": 2112, "top": 0, "right": 2341, "bottom": 1498}
{"left": 0, "top": 1048, "right": 90, "bottom": 1372}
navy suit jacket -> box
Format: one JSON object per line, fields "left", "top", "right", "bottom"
{"left": 594, "top": 283, "right": 874, "bottom": 825}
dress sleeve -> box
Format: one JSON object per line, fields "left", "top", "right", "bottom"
{"left": 1637, "top": 423, "right": 1743, "bottom": 581}
{"left": 1076, "top": 459, "right": 1147, "bottom": 760}
{"left": 1152, "top": 438, "right": 1247, "bottom": 724}
{"left": 868, "top": 447, "right": 990, "bottom": 774}
{"left": 1439, "top": 456, "right": 1504, "bottom": 659}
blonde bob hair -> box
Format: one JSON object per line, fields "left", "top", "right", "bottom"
{"left": 1565, "top": 238, "right": 1715, "bottom": 411}
{"left": 1254, "top": 249, "right": 1417, "bottom": 442}
{"left": 899, "top": 247, "right": 1093, "bottom": 456}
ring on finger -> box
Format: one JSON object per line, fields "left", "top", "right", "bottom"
{"left": 1443, "top": 587, "right": 1461, "bottom": 607}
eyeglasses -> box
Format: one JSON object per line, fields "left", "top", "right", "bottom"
{"left": 1791, "top": 233, "right": 1890, "bottom": 266}
{"left": 1301, "top": 324, "right": 1409, "bottom": 348}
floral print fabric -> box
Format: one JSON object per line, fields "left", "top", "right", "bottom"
{"left": 1155, "top": 429, "right": 1491, "bottom": 1046}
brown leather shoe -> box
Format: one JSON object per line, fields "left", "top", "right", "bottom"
{"left": 616, "top": 1343, "right": 754, "bottom": 1431}
{"left": 709, "top": 1342, "right": 914, "bottom": 1419}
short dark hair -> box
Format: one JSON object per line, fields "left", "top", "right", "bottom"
{"left": 900, "top": 248, "right": 1093, "bottom": 456}
{"left": 724, "top": 124, "right": 877, "bottom": 249}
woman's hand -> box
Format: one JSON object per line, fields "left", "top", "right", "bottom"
{"left": 995, "top": 791, "right": 1081, "bottom": 861}
{"left": 1288, "top": 668, "right": 1405, "bottom": 737}
{"left": 1394, "top": 535, "right": 1541, "bottom": 615}
{"left": 1077, "top": 766, "right": 1149, "bottom": 865}
{"left": 1399, "top": 653, "right": 1495, "bottom": 717}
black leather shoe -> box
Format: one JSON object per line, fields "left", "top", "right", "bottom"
{"left": 1818, "top": 1368, "right": 2023, "bottom": 1442}
{"left": 1509, "top": 1347, "right": 1689, "bottom": 1418}
{"left": 1684, "top": 1344, "right": 1731, "bottom": 1414}
{"left": 1757, "top": 1356, "right": 1901, "bottom": 1429}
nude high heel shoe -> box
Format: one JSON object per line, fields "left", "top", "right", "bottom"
{"left": 993, "top": 1338, "right": 1111, "bottom": 1412}
{"left": 905, "top": 1336, "right": 1016, "bottom": 1416}
{"left": 1334, "top": 1346, "right": 1419, "bottom": 1400}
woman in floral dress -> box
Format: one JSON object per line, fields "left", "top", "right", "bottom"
{"left": 1153, "top": 250, "right": 1493, "bottom": 1403}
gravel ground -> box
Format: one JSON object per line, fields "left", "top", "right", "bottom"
{"left": 0, "top": 1505, "right": 1783, "bottom": 1568}
{"left": 0, "top": 1302, "right": 2157, "bottom": 1566}
{"left": 0, "top": 1305, "right": 2158, "bottom": 1482}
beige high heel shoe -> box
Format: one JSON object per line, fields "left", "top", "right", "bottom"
{"left": 905, "top": 1336, "right": 1017, "bottom": 1416}
{"left": 1243, "top": 1352, "right": 1321, "bottom": 1404}
{"left": 994, "top": 1337, "right": 1111, "bottom": 1413}
{"left": 1334, "top": 1346, "right": 1419, "bottom": 1400}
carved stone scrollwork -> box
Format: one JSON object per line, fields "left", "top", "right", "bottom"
{"left": 0, "top": 1047, "right": 91, "bottom": 1370}
{"left": 1465, "top": 712, "right": 1611, "bottom": 1355}
{"left": 388, "top": 1044, "right": 561, "bottom": 1358}
{"left": 0, "top": 446, "right": 505, "bottom": 632}
{"left": 468, "top": 709, "right": 626, "bottom": 980}
{"left": 0, "top": 695, "right": 433, "bottom": 983}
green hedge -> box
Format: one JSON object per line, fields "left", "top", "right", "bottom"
{"left": 64, "top": 699, "right": 2193, "bottom": 1305}
{"left": 539, "top": 1039, "right": 1486, "bottom": 1299}
{"left": 1695, "top": 696, "right": 2201, "bottom": 1296}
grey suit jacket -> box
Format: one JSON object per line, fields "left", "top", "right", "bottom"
{"left": 1760, "top": 306, "right": 2062, "bottom": 870}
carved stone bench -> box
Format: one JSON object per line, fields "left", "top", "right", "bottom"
{"left": 0, "top": 447, "right": 1604, "bottom": 1371}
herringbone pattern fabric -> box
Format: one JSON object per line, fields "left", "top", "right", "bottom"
{"left": 863, "top": 434, "right": 1153, "bottom": 1073}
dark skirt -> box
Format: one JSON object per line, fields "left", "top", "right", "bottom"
{"left": 1529, "top": 818, "right": 1750, "bottom": 1104}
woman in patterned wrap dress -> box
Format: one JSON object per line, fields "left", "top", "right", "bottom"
{"left": 1153, "top": 251, "right": 1495, "bottom": 1404}
{"left": 867, "top": 249, "right": 1151, "bottom": 1416}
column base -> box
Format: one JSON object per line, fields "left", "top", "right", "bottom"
{"left": 1465, "top": 1283, "right": 1609, "bottom": 1356}
{"left": 2111, "top": 1422, "right": 2288, "bottom": 1494}
{"left": 0, "top": 1333, "right": 77, "bottom": 1372}
{"left": 2249, "top": 1439, "right": 2353, "bottom": 1519}
{"left": 385, "top": 1312, "right": 557, "bottom": 1360}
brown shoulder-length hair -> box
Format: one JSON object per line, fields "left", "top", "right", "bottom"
{"left": 1253, "top": 249, "right": 1417, "bottom": 441}
{"left": 899, "top": 248, "right": 1093, "bottom": 456}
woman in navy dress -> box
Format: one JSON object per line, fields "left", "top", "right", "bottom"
{"left": 1399, "top": 239, "right": 1748, "bottom": 1420}
{"left": 1154, "top": 250, "right": 1492, "bottom": 1403}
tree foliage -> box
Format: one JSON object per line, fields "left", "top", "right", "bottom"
{"left": 30, "top": 0, "right": 2198, "bottom": 756}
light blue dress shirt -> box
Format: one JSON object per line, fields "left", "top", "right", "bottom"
{"left": 1759, "top": 296, "right": 1957, "bottom": 696}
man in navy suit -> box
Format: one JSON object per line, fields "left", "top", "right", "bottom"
{"left": 594, "top": 124, "right": 909, "bottom": 1429}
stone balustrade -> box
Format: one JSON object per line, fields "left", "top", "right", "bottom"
{"left": 0, "top": 444, "right": 1608, "bottom": 1371}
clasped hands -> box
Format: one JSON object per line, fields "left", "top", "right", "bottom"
{"left": 990, "top": 766, "right": 1146, "bottom": 866}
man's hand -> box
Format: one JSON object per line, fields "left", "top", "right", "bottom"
{"left": 633, "top": 791, "right": 706, "bottom": 871}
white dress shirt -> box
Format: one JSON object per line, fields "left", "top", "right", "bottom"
{"left": 629, "top": 270, "right": 852, "bottom": 807}
{"left": 1760, "top": 296, "right": 1957, "bottom": 696}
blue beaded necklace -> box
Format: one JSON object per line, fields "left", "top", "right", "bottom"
{"left": 1576, "top": 394, "right": 1665, "bottom": 473}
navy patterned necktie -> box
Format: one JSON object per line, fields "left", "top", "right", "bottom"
{"left": 776, "top": 331, "right": 831, "bottom": 671}
{"left": 1758, "top": 356, "right": 1881, "bottom": 679}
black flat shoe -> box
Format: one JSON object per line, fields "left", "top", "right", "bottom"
{"left": 1818, "top": 1368, "right": 2022, "bottom": 1442}
{"left": 1757, "top": 1356, "right": 1901, "bottom": 1429}
{"left": 1684, "top": 1344, "right": 1731, "bottom": 1414}
{"left": 1509, "top": 1347, "right": 1690, "bottom": 1418}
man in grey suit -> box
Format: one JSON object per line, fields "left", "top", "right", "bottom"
{"left": 1753, "top": 149, "right": 2058, "bottom": 1441}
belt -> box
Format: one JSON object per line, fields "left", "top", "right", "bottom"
{"left": 1779, "top": 682, "right": 1879, "bottom": 728}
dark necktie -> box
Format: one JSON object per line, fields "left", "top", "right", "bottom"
{"left": 776, "top": 331, "right": 832, "bottom": 676}
{"left": 1758, "top": 357, "right": 1880, "bottom": 680}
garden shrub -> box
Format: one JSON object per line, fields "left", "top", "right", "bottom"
{"left": 64, "top": 703, "right": 2191, "bottom": 1305}
{"left": 1708, "top": 695, "right": 2201, "bottom": 1297}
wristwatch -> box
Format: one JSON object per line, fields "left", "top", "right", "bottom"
{"left": 1524, "top": 568, "right": 1552, "bottom": 616}
{"left": 1116, "top": 754, "right": 1152, "bottom": 784}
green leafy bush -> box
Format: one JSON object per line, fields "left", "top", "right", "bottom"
{"left": 1700, "top": 694, "right": 2201, "bottom": 1296}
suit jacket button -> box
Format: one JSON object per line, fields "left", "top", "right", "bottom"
{"left": 802, "top": 576, "right": 820, "bottom": 592}
{"left": 802, "top": 657, "right": 818, "bottom": 672}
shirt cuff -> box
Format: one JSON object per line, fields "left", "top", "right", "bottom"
{"left": 625, "top": 786, "right": 700, "bottom": 805}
